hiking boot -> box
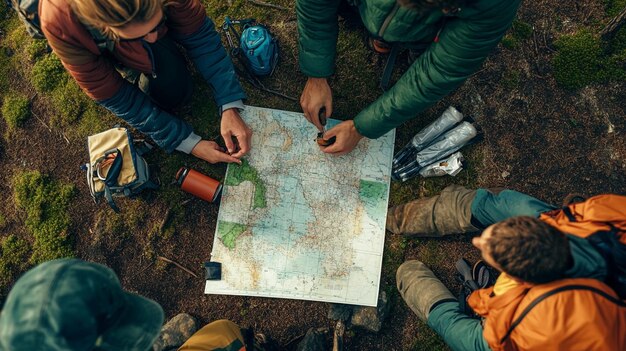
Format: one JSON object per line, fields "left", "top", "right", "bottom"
{"left": 368, "top": 37, "right": 391, "bottom": 54}
{"left": 387, "top": 185, "right": 479, "bottom": 237}
{"left": 397, "top": 260, "right": 455, "bottom": 321}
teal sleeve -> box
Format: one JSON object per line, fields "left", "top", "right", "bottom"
{"left": 471, "top": 189, "right": 557, "bottom": 227}
{"left": 428, "top": 301, "right": 491, "bottom": 351}
{"left": 296, "top": 0, "right": 342, "bottom": 77}
{"left": 353, "top": 0, "right": 521, "bottom": 138}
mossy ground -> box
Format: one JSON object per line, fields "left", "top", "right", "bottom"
{"left": 553, "top": 28, "right": 626, "bottom": 89}
{"left": 1, "top": 0, "right": 625, "bottom": 349}
{"left": 13, "top": 170, "right": 76, "bottom": 264}
{"left": 2, "top": 93, "right": 31, "bottom": 131}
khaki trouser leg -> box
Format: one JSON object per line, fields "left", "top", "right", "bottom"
{"left": 396, "top": 260, "right": 455, "bottom": 322}
{"left": 386, "top": 184, "right": 479, "bottom": 237}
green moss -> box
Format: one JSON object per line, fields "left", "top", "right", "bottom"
{"left": 13, "top": 170, "right": 76, "bottom": 263}
{"left": 500, "top": 35, "right": 518, "bottom": 49}
{"left": 553, "top": 30, "right": 626, "bottom": 90}
{"left": 225, "top": 159, "right": 267, "bottom": 209}
{"left": 502, "top": 70, "right": 521, "bottom": 89}
{"left": 31, "top": 53, "right": 67, "bottom": 93}
{"left": 0, "top": 213, "right": 6, "bottom": 229}
{"left": 0, "top": 235, "right": 31, "bottom": 293}
{"left": 217, "top": 220, "right": 247, "bottom": 250}
{"left": 2, "top": 94, "right": 31, "bottom": 130}
{"left": 103, "top": 200, "right": 148, "bottom": 239}
{"left": 605, "top": 0, "right": 626, "bottom": 16}
{"left": 0, "top": 46, "right": 12, "bottom": 96}
{"left": 512, "top": 20, "right": 533, "bottom": 40}
{"left": 501, "top": 20, "right": 533, "bottom": 50}
{"left": 50, "top": 80, "right": 86, "bottom": 127}
{"left": 26, "top": 40, "right": 49, "bottom": 61}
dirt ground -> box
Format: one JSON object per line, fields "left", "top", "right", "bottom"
{"left": 1, "top": 0, "right": 625, "bottom": 350}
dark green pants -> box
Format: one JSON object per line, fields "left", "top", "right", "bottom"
{"left": 119, "top": 35, "right": 193, "bottom": 110}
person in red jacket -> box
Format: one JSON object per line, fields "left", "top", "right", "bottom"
{"left": 40, "top": 0, "right": 251, "bottom": 164}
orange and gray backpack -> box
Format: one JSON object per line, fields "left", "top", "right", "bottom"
{"left": 540, "top": 194, "right": 626, "bottom": 298}
{"left": 467, "top": 195, "right": 626, "bottom": 351}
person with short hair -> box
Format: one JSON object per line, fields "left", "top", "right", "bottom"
{"left": 475, "top": 216, "right": 572, "bottom": 284}
{"left": 391, "top": 186, "right": 626, "bottom": 351}
{"left": 40, "top": 0, "right": 251, "bottom": 164}
{"left": 297, "top": 0, "right": 521, "bottom": 155}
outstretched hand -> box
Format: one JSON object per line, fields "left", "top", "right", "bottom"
{"left": 191, "top": 140, "right": 242, "bottom": 164}
{"left": 300, "top": 77, "right": 333, "bottom": 131}
{"left": 319, "top": 120, "right": 364, "bottom": 156}
{"left": 221, "top": 108, "right": 252, "bottom": 158}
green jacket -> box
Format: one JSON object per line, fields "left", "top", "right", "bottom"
{"left": 296, "top": 0, "right": 521, "bottom": 138}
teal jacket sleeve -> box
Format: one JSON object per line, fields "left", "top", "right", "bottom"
{"left": 173, "top": 17, "right": 246, "bottom": 107}
{"left": 354, "top": 0, "right": 522, "bottom": 138}
{"left": 296, "top": 0, "right": 342, "bottom": 77}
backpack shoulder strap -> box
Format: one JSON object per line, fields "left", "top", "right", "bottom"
{"left": 500, "top": 284, "right": 626, "bottom": 344}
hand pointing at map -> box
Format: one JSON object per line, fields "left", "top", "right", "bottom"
{"left": 221, "top": 108, "right": 253, "bottom": 158}
{"left": 320, "top": 120, "right": 364, "bottom": 155}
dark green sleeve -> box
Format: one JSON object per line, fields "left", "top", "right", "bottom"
{"left": 296, "top": 0, "right": 342, "bottom": 77}
{"left": 353, "top": 0, "right": 522, "bottom": 138}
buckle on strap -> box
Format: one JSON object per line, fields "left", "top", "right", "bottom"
{"left": 95, "top": 149, "right": 123, "bottom": 183}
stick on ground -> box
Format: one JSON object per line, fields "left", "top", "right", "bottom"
{"left": 157, "top": 256, "right": 199, "bottom": 278}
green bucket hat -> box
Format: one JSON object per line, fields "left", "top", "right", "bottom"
{"left": 0, "top": 258, "right": 164, "bottom": 351}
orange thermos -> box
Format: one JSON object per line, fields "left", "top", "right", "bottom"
{"left": 175, "top": 167, "right": 222, "bottom": 203}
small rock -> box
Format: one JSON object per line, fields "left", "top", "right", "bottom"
{"left": 501, "top": 171, "right": 510, "bottom": 179}
{"left": 296, "top": 328, "right": 327, "bottom": 351}
{"left": 152, "top": 313, "right": 198, "bottom": 351}
{"left": 328, "top": 303, "right": 352, "bottom": 321}
{"left": 350, "top": 291, "right": 390, "bottom": 333}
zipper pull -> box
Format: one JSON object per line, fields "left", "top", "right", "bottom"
{"left": 434, "top": 27, "right": 442, "bottom": 43}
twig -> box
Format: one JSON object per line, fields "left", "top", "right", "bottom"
{"left": 157, "top": 256, "right": 199, "bottom": 278}
{"left": 60, "top": 132, "right": 70, "bottom": 145}
{"left": 31, "top": 112, "right": 52, "bottom": 132}
{"left": 247, "top": 0, "right": 290, "bottom": 11}
{"left": 131, "top": 261, "right": 155, "bottom": 280}
{"left": 158, "top": 207, "right": 173, "bottom": 234}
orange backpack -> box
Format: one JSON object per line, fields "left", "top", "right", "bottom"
{"left": 540, "top": 194, "right": 626, "bottom": 298}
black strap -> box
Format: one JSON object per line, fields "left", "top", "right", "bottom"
{"left": 562, "top": 206, "right": 577, "bottom": 222}
{"left": 104, "top": 186, "right": 120, "bottom": 213}
{"left": 500, "top": 284, "right": 626, "bottom": 344}
{"left": 102, "top": 150, "right": 123, "bottom": 212}
{"left": 380, "top": 43, "right": 400, "bottom": 91}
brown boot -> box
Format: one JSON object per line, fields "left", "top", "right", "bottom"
{"left": 387, "top": 185, "right": 479, "bottom": 237}
{"left": 397, "top": 260, "right": 455, "bottom": 322}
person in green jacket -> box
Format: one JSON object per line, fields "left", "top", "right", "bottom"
{"left": 297, "top": 0, "right": 521, "bottom": 154}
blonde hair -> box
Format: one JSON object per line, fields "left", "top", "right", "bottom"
{"left": 70, "top": 0, "right": 164, "bottom": 37}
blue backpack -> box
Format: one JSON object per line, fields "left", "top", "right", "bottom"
{"left": 223, "top": 17, "right": 278, "bottom": 77}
